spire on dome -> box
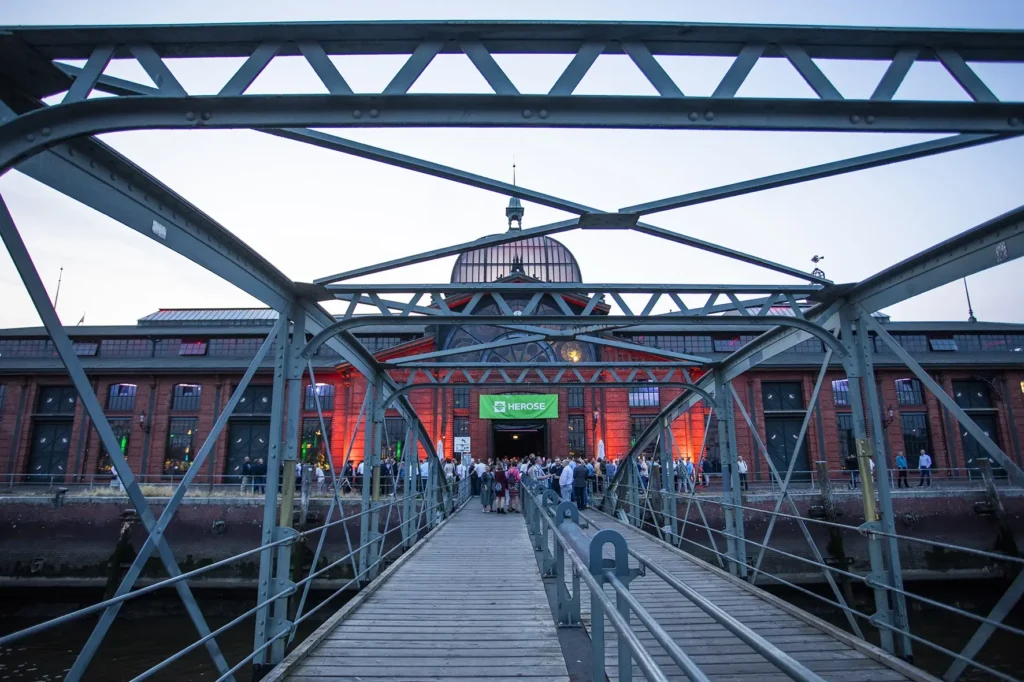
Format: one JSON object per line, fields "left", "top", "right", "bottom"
{"left": 506, "top": 158, "right": 524, "bottom": 230}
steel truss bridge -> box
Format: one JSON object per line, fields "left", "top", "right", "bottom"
{"left": 0, "top": 17, "right": 1022, "bottom": 682}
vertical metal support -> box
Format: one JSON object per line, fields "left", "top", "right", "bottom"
{"left": 658, "top": 418, "right": 676, "bottom": 544}
{"left": 253, "top": 317, "right": 291, "bottom": 671}
{"left": 855, "top": 315, "right": 913, "bottom": 660}
{"left": 715, "top": 376, "right": 745, "bottom": 577}
{"left": 0, "top": 195, "right": 233, "bottom": 680}
{"left": 402, "top": 425, "right": 418, "bottom": 548}
{"left": 268, "top": 313, "right": 304, "bottom": 665}
{"left": 839, "top": 307, "right": 897, "bottom": 655}
{"left": 626, "top": 457, "right": 640, "bottom": 528}
{"left": 359, "top": 375, "right": 385, "bottom": 581}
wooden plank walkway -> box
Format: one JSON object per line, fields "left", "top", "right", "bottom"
{"left": 572, "top": 510, "right": 936, "bottom": 682}
{"left": 272, "top": 507, "right": 570, "bottom": 682}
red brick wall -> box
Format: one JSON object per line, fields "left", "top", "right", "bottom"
{"left": 2, "top": 364, "right": 1022, "bottom": 481}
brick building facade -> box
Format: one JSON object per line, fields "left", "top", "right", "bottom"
{"left": 1, "top": 200, "right": 1022, "bottom": 484}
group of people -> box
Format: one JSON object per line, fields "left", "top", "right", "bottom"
{"left": 850, "top": 448, "right": 933, "bottom": 489}
{"left": 469, "top": 455, "right": 609, "bottom": 512}
{"left": 239, "top": 456, "right": 268, "bottom": 494}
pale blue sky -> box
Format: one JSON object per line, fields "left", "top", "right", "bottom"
{"left": 0, "top": 0, "right": 1022, "bottom": 327}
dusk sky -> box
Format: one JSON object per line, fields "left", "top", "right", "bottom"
{"left": 0, "top": 0, "right": 1022, "bottom": 327}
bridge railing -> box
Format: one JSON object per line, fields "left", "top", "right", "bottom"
{"left": 605, "top": 459, "right": 1024, "bottom": 682}
{"left": 0, "top": 479, "right": 468, "bottom": 681}
{"left": 520, "top": 479, "right": 827, "bottom": 682}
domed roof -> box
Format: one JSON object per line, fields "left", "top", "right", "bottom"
{"left": 450, "top": 235, "right": 582, "bottom": 283}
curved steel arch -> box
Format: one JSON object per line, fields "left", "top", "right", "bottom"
{"left": 381, "top": 381, "right": 715, "bottom": 410}
{"left": 300, "top": 313, "right": 848, "bottom": 360}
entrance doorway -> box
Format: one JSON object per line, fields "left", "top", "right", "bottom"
{"left": 764, "top": 416, "right": 811, "bottom": 481}
{"left": 27, "top": 420, "right": 73, "bottom": 481}
{"left": 226, "top": 420, "right": 270, "bottom": 481}
{"left": 492, "top": 421, "right": 546, "bottom": 462}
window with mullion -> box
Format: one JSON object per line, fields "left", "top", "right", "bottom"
{"left": 171, "top": 384, "right": 202, "bottom": 411}
{"left": 107, "top": 383, "right": 137, "bottom": 412}
{"left": 895, "top": 378, "right": 923, "bottom": 405}
{"left": 567, "top": 386, "right": 584, "bottom": 409}
{"left": 304, "top": 383, "right": 335, "bottom": 411}
{"left": 97, "top": 418, "right": 132, "bottom": 474}
{"left": 453, "top": 386, "right": 470, "bottom": 409}
{"left": 165, "top": 418, "right": 197, "bottom": 475}
{"left": 568, "top": 415, "right": 586, "bottom": 458}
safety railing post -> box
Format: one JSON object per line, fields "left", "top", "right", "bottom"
{"left": 359, "top": 375, "right": 384, "bottom": 583}
{"left": 554, "top": 501, "right": 582, "bottom": 626}
{"left": 840, "top": 306, "right": 898, "bottom": 656}
{"left": 252, "top": 314, "right": 294, "bottom": 677}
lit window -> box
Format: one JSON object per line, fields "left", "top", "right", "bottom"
{"left": 628, "top": 384, "right": 660, "bottom": 408}
{"left": 179, "top": 340, "right": 208, "bottom": 356}
{"left": 304, "top": 383, "right": 335, "bottom": 411}
{"left": 895, "top": 378, "right": 923, "bottom": 405}
{"left": 172, "top": 384, "right": 202, "bottom": 411}
{"left": 165, "top": 418, "right": 197, "bottom": 476}
{"left": 929, "top": 338, "right": 958, "bottom": 352}
{"left": 831, "top": 379, "right": 849, "bottom": 406}
{"left": 107, "top": 383, "right": 137, "bottom": 412}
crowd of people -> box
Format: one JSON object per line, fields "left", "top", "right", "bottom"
{"left": 468, "top": 455, "right": 611, "bottom": 512}
{"left": 235, "top": 446, "right": 941, "bottom": 500}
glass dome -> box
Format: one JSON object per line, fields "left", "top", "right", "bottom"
{"left": 450, "top": 235, "right": 582, "bottom": 283}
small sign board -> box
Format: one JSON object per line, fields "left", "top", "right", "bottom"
{"left": 454, "top": 436, "right": 471, "bottom": 453}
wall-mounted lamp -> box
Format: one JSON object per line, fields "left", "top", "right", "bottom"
{"left": 882, "top": 406, "right": 895, "bottom": 429}
{"left": 593, "top": 411, "right": 600, "bottom": 423}
{"left": 139, "top": 411, "right": 149, "bottom": 432}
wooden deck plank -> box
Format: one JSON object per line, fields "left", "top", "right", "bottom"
{"left": 278, "top": 508, "right": 569, "bottom": 681}
{"left": 571, "top": 510, "right": 937, "bottom": 682}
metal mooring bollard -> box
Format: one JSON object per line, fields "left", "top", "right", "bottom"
{"left": 554, "top": 501, "right": 582, "bottom": 627}
{"left": 588, "top": 528, "right": 642, "bottom": 682}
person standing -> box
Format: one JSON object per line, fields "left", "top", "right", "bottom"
{"left": 737, "top": 456, "right": 749, "bottom": 492}
{"left": 895, "top": 452, "right": 909, "bottom": 489}
{"left": 341, "top": 460, "right": 353, "bottom": 494}
{"left": 572, "top": 459, "right": 588, "bottom": 510}
{"left": 558, "top": 459, "right": 574, "bottom": 504}
{"left": 473, "top": 457, "right": 485, "bottom": 496}
{"left": 845, "top": 452, "right": 859, "bottom": 490}
{"left": 493, "top": 464, "right": 508, "bottom": 514}
{"left": 506, "top": 463, "right": 521, "bottom": 512}
{"left": 684, "top": 457, "right": 695, "bottom": 492}
{"left": 917, "top": 449, "right": 933, "bottom": 487}
{"left": 241, "top": 456, "right": 252, "bottom": 495}
{"left": 481, "top": 465, "right": 494, "bottom": 512}
{"left": 419, "top": 457, "right": 429, "bottom": 492}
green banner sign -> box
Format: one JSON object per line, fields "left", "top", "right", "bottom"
{"left": 479, "top": 394, "right": 559, "bottom": 419}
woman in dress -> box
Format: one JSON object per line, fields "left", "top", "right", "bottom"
{"left": 480, "top": 465, "right": 494, "bottom": 512}
{"left": 492, "top": 463, "right": 508, "bottom": 514}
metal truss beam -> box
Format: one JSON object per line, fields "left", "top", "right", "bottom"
{"left": 3, "top": 102, "right": 445, "bottom": 467}
{"left": 620, "top": 133, "right": 1013, "bottom": 216}
{"left": 329, "top": 286, "right": 815, "bottom": 320}
{"left": 10, "top": 22, "right": 1024, "bottom": 62}
{"left": 43, "top": 66, "right": 830, "bottom": 286}
{"left": 301, "top": 313, "right": 847, "bottom": 360}
{"left": 3, "top": 94, "right": 1021, "bottom": 179}
{"left": 843, "top": 202, "right": 1024, "bottom": 314}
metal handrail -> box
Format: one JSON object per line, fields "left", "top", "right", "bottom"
{"left": 131, "top": 492, "right": 459, "bottom": 682}
{"left": 523, "top": 479, "right": 828, "bottom": 682}
{"left": 524, "top": 486, "right": 669, "bottom": 682}
{"left": 0, "top": 487, "right": 456, "bottom": 650}
{"left": 614, "top": 478, "right": 1024, "bottom": 681}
